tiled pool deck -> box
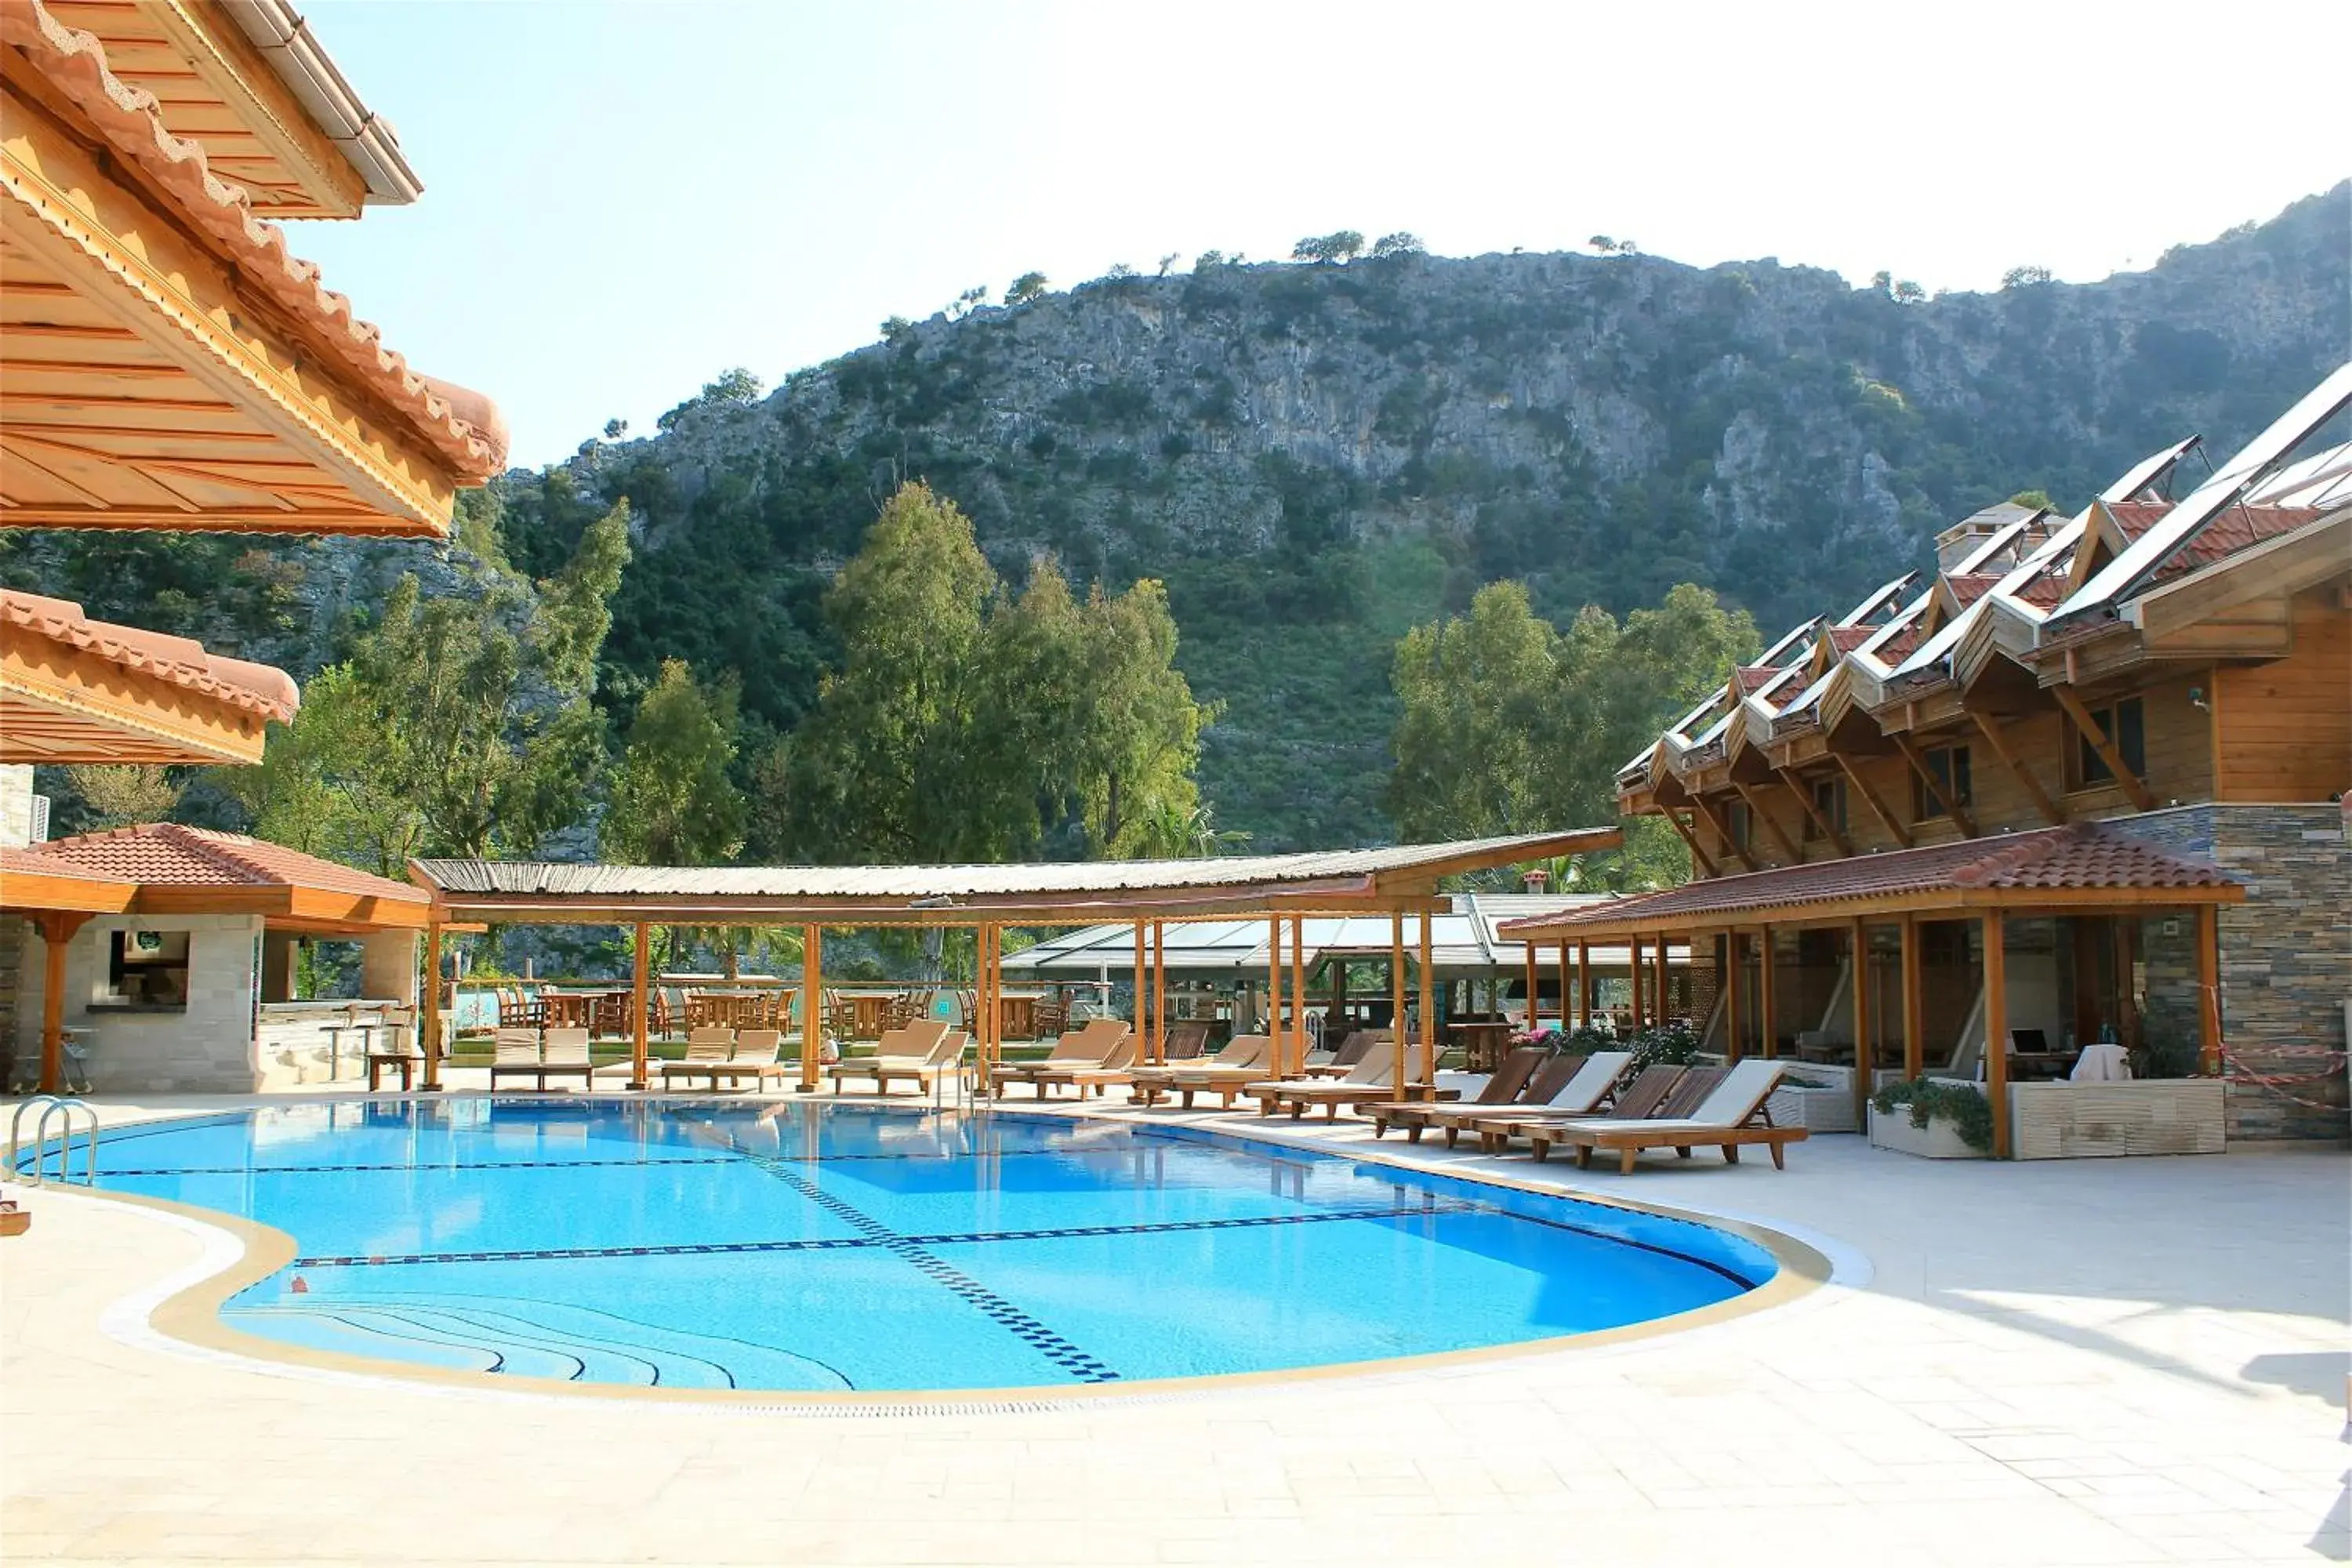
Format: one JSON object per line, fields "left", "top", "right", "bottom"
{"left": 3, "top": 1089, "right": 2345, "bottom": 1566}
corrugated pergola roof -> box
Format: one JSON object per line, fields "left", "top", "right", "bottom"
{"left": 1003, "top": 904, "right": 1691, "bottom": 976}
{"left": 409, "top": 829, "right": 1622, "bottom": 926}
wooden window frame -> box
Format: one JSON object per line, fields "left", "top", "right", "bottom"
{"left": 2067, "top": 696, "right": 2146, "bottom": 791}
{"left": 1911, "top": 744, "right": 1973, "bottom": 821}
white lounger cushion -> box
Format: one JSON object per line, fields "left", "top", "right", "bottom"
{"left": 1548, "top": 1059, "right": 1787, "bottom": 1135}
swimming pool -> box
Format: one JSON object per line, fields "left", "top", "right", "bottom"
{"left": 43, "top": 1101, "right": 1784, "bottom": 1395}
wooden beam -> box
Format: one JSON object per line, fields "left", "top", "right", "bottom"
{"left": 1417, "top": 913, "right": 1435, "bottom": 1083}
{"left": 1659, "top": 808, "right": 1722, "bottom": 877}
{"left": 1984, "top": 911, "right": 2010, "bottom": 1158}
{"left": 1133, "top": 920, "right": 1148, "bottom": 1062}
{"left": 1657, "top": 931, "right": 1671, "bottom": 1022}
{"left": 2195, "top": 903, "right": 2222, "bottom": 1076}
{"left": 1685, "top": 795, "right": 1759, "bottom": 872}
{"left": 630, "top": 922, "right": 651, "bottom": 1091}
{"left": 1152, "top": 918, "right": 1168, "bottom": 1066}
{"left": 1900, "top": 915, "right": 1923, "bottom": 1080}
{"left": 1724, "top": 931, "right": 1744, "bottom": 1063}
{"left": 2049, "top": 684, "right": 2158, "bottom": 812}
{"left": 1557, "top": 942, "right": 1572, "bottom": 1036}
{"left": 419, "top": 922, "right": 442, "bottom": 1091}
{"left": 1291, "top": 914, "right": 1308, "bottom": 1074}
{"left": 1890, "top": 733, "right": 1977, "bottom": 837}
{"left": 1758, "top": 925, "right": 1777, "bottom": 1060}
{"left": 1731, "top": 782, "right": 1804, "bottom": 864}
{"left": 1629, "top": 935, "right": 1646, "bottom": 1033}
{"left": 34, "top": 911, "right": 89, "bottom": 1092}
{"left": 1834, "top": 753, "right": 1913, "bottom": 849}
{"left": 1577, "top": 941, "right": 1593, "bottom": 1029}
{"left": 800, "top": 925, "right": 823, "bottom": 1092}
{"left": 1849, "top": 919, "right": 1873, "bottom": 1128}
{"left": 1265, "top": 913, "right": 1284, "bottom": 1080}
{"left": 1968, "top": 708, "right": 2064, "bottom": 826}
{"left": 1523, "top": 940, "right": 1539, "bottom": 1028}
{"left": 1391, "top": 912, "right": 1407, "bottom": 1102}
{"left": 1775, "top": 769, "right": 1853, "bottom": 857}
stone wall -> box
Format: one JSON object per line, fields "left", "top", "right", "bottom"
{"left": 15, "top": 914, "right": 266, "bottom": 1093}
{"left": 0, "top": 915, "right": 22, "bottom": 1084}
{"left": 0, "top": 764, "right": 34, "bottom": 847}
{"left": 2115, "top": 804, "right": 2350, "bottom": 1142}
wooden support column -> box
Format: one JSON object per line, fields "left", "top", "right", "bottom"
{"left": 1900, "top": 915, "right": 1924, "bottom": 1079}
{"left": 1835, "top": 753, "right": 1913, "bottom": 849}
{"left": 1523, "top": 941, "right": 1539, "bottom": 1027}
{"left": 1628, "top": 935, "right": 1646, "bottom": 1033}
{"left": 630, "top": 921, "right": 651, "bottom": 1091}
{"left": 2050, "top": 685, "right": 2158, "bottom": 812}
{"left": 34, "top": 912, "right": 89, "bottom": 1094}
{"left": 1891, "top": 733, "right": 1977, "bottom": 837}
{"left": 1133, "top": 921, "right": 1148, "bottom": 1054}
{"left": 799, "top": 925, "right": 823, "bottom": 1092}
{"left": 1557, "top": 942, "right": 1572, "bottom": 1034}
{"left": 1151, "top": 919, "right": 1167, "bottom": 1065}
{"left": 983, "top": 924, "right": 1001, "bottom": 1083}
{"left": 1290, "top": 915, "right": 1306, "bottom": 1070}
{"left": 2195, "top": 903, "right": 2223, "bottom": 1076}
{"left": 1661, "top": 808, "right": 1721, "bottom": 877}
{"left": 1654, "top": 932, "right": 1671, "bottom": 1022}
{"left": 1732, "top": 781, "right": 1804, "bottom": 864}
{"left": 1849, "top": 918, "right": 1872, "bottom": 1127}
{"left": 1416, "top": 913, "right": 1435, "bottom": 1084}
{"left": 1724, "top": 931, "right": 1744, "bottom": 1063}
{"left": 1265, "top": 913, "right": 1285, "bottom": 1079}
{"left": 1577, "top": 942, "right": 1593, "bottom": 1028}
{"left": 1390, "top": 912, "right": 1407, "bottom": 1102}
{"left": 1969, "top": 709, "right": 2064, "bottom": 826}
{"left": 419, "top": 921, "right": 443, "bottom": 1091}
{"left": 1983, "top": 911, "right": 2010, "bottom": 1158}
{"left": 1758, "top": 925, "right": 1778, "bottom": 1059}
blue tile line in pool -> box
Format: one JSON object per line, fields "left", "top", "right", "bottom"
{"left": 728, "top": 1142, "right": 1125, "bottom": 1385}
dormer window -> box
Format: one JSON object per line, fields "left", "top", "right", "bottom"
{"left": 1913, "top": 745, "right": 1973, "bottom": 820}
{"left": 2069, "top": 697, "right": 2146, "bottom": 789}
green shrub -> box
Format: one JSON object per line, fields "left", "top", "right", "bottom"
{"left": 1872, "top": 1076, "right": 1994, "bottom": 1152}
{"left": 1628, "top": 1019, "right": 1702, "bottom": 1072}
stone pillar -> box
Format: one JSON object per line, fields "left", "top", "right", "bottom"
{"left": 359, "top": 931, "right": 419, "bottom": 1005}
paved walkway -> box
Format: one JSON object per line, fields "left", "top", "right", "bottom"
{"left": 2, "top": 1092, "right": 2345, "bottom": 1566}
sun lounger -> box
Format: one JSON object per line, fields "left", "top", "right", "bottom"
{"left": 868, "top": 1028, "right": 969, "bottom": 1098}
{"left": 1537, "top": 1059, "right": 1807, "bottom": 1172}
{"left": 829, "top": 1021, "right": 954, "bottom": 1094}
{"left": 1161, "top": 1033, "right": 1272, "bottom": 1108}
{"left": 1380, "top": 1047, "right": 1593, "bottom": 1144}
{"left": 1480, "top": 1062, "right": 1685, "bottom": 1154}
{"left": 1127, "top": 1029, "right": 1221, "bottom": 1105}
{"left": 707, "top": 1028, "right": 793, "bottom": 1091}
{"left": 1301, "top": 1029, "right": 1385, "bottom": 1079}
{"left": 534, "top": 1028, "right": 595, "bottom": 1088}
{"left": 987, "top": 1018, "right": 1130, "bottom": 1095}
{"left": 659, "top": 1026, "right": 739, "bottom": 1089}
{"left": 1245, "top": 1038, "right": 1403, "bottom": 1120}
{"left": 1436, "top": 1049, "right": 1639, "bottom": 1149}
{"left": 1026, "top": 1031, "right": 1142, "bottom": 1097}
{"left": 485, "top": 1026, "right": 545, "bottom": 1089}
{"left": 1370, "top": 1046, "right": 1550, "bottom": 1140}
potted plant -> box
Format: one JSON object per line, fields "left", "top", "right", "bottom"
{"left": 1869, "top": 1077, "right": 1994, "bottom": 1158}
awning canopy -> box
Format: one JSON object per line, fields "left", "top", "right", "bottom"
{"left": 0, "top": 590, "right": 296, "bottom": 764}
{"left": 0, "top": 823, "right": 431, "bottom": 932}
{"left": 1500, "top": 823, "right": 2243, "bottom": 943}
{"left": 408, "top": 829, "right": 1624, "bottom": 927}
{"left": 1005, "top": 897, "right": 1691, "bottom": 977}
{"left": 2, "top": 0, "right": 505, "bottom": 538}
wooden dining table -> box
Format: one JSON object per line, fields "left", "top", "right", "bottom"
{"left": 1448, "top": 1022, "right": 1519, "bottom": 1073}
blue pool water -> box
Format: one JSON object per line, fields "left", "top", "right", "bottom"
{"left": 42, "top": 1102, "right": 1777, "bottom": 1392}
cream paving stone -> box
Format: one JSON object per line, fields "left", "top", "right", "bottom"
{"left": 1, "top": 1091, "right": 2344, "bottom": 1566}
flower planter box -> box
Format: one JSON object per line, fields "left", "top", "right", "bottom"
{"left": 2008, "top": 1080, "right": 2227, "bottom": 1159}
{"left": 1867, "top": 1103, "right": 1985, "bottom": 1159}
{"left": 1768, "top": 1085, "right": 1858, "bottom": 1134}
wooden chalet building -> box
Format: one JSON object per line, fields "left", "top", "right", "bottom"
{"left": 1507, "top": 366, "right": 2352, "bottom": 1153}
{"left": 1, "top": 0, "right": 504, "bottom": 1091}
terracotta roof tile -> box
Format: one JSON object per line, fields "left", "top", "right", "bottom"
{"left": 0, "top": 0, "right": 506, "bottom": 477}
{"left": 1730, "top": 666, "right": 1786, "bottom": 698}
{"left": 2153, "top": 505, "right": 2321, "bottom": 579}
{"left": 16, "top": 824, "right": 425, "bottom": 903}
{"left": 2107, "top": 501, "right": 2176, "bottom": 540}
{"left": 1947, "top": 573, "right": 2005, "bottom": 607}
{"left": 1828, "top": 626, "right": 1875, "bottom": 653}
{"left": 1500, "top": 824, "right": 2238, "bottom": 931}
{"left": 2, "top": 590, "right": 298, "bottom": 720}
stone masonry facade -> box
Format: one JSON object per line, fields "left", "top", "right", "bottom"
{"left": 2118, "top": 804, "right": 2350, "bottom": 1142}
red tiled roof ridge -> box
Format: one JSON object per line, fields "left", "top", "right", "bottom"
{"left": 1, "top": 589, "right": 299, "bottom": 720}
{"left": 0, "top": 0, "right": 506, "bottom": 478}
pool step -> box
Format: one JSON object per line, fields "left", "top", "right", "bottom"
{"left": 227, "top": 1294, "right": 854, "bottom": 1391}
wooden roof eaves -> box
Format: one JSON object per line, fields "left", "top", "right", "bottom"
{"left": 2126, "top": 510, "right": 2352, "bottom": 642}
{"left": 0, "top": 635, "right": 271, "bottom": 764}
{"left": 138, "top": 0, "right": 371, "bottom": 219}
{"left": 1501, "top": 876, "right": 2246, "bottom": 941}
{"left": 0, "top": 864, "right": 137, "bottom": 913}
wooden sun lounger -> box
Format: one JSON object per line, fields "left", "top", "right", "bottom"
{"left": 659, "top": 1025, "right": 739, "bottom": 1089}
{"left": 1414, "top": 1050, "right": 1632, "bottom": 1148}
{"left": 484, "top": 1027, "right": 545, "bottom": 1089}
{"left": 1026, "top": 1033, "right": 1141, "bottom": 1097}
{"left": 1370, "top": 1046, "right": 1552, "bottom": 1141}
{"left": 1126, "top": 1036, "right": 1221, "bottom": 1105}
{"left": 1537, "top": 1060, "right": 1809, "bottom": 1172}
{"left": 1301, "top": 1029, "right": 1386, "bottom": 1079}
{"left": 869, "top": 1029, "right": 970, "bottom": 1096}
{"left": 829, "top": 1021, "right": 954, "bottom": 1094}
{"left": 1160, "top": 1035, "right": 1272, "bottom": 1108}
{"left": 988, "top": 1019, "right": 1131, "bottom": 1095}
{"left": 1479, "top": 1062, "right": 1688, "bottom": 1154}
{"left": 1245, "top": 1040, "right": 1399, "bottom": 1120}
{"left": 706, "top": 1029, "right": 793, "bottom": 1090}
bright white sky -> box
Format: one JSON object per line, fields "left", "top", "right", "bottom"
{"left": 286, "top": 0, "right": 2350, "bottom": 467}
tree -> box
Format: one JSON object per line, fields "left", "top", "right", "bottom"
{"left": 1370, "top": 231, "right": 1425, "bottom": 260}
{"left": 601, "top": 418, "right": 628, "bottom": 441}
{"left": 762, "top": 482, "right": 1211, "bottom": 863}
{"left": 1386, "top": 582, "right": 1758, "bottom": 889}
{"left": 1891, "top": 278, "right": 1927, "bottom": 303}
{"left": 61, "top": 764, "right": 180, "bottom": 830}
{"left": 1006, "top": 271, "right": 1049, "bottom": 306}
{"left": 221, "top": 503, "right": 633, "bottom": 872}
{"left": 880, "top": 314, "right": 913, "bottom": 340}
{"left": 948, "top": 284, "right": 989, "bottom": 320}
{"left": 604, "top": 659, "right": 745, "bottom": 866}
{"left": 2001, "top": 264, "right": 2054, "bottom": 289}
{"left": 1869, "top": 270, "right": 1894, "bottom": 295}
{"left": 702, "top": 367, "right": 764, "bottom": 405}
{"left": 1588, "top": 234, "right": 1617, "bottom": 253}
{"left": 1192, "top": 250, "right": 1225, "bottom": 272}
{"left": 1156, "top": 252, "right": 1181, "bottom": 278}
{"left": 1291, "top": 230, "right": 1366, "bottom": 264}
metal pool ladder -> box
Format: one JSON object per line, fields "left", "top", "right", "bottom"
{"left": 9, "top": 1095, "right": 98, "bottom": 1185}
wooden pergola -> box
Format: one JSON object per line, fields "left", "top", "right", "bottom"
{"left": 1501, "top": 823, "right": 2243, "bottom": 1156}
{"left": 407, "top": 829, "right": 1622, "bottom": 1103}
